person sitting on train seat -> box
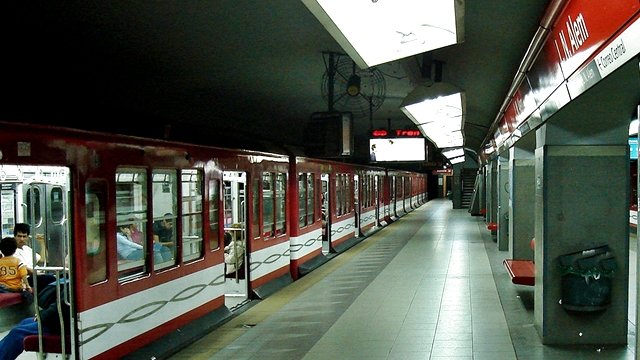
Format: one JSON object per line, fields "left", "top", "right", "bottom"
{"left": 0, "top": 270, "right": 71, "bottom": 360}
{"left": 0, "top": 237, "right": 33, "bottom": 305}
{"left": 117, "top": 225, "right": 171, "bottom": 264}
{"left": 223, "top": 232, "right": 244, "bottom": 277}
{"left": 153, "top": 213, "right": 174, "bottom": 247}
{"left": 12, "top": 223, "right": 56, "bottom": 287}
{"left": 129, "top": 222, "right": 144, "bottom": 245}
{"left": 116, "top": 225, "right": 144, "bottom": 261}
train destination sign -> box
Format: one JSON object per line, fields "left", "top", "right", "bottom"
{"left": 371, "top": 129, "right": 422, "bottom": 138}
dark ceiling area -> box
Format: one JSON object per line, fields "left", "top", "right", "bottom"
{"left": 1, "top": 1, "right": 550, "bottom": 170}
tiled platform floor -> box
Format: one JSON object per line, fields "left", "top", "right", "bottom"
{"left": 162, "top": 199, "right": 637, "bottom": 360}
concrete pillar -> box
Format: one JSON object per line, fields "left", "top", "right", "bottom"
{"left": 497, "top": 154, "right": 510, "bottom": 251}
{"left": 488, "top": 159, "right": 498, "bottom": 236}
{"left": 479, "top": 166, "right": 487, "bottom": 217}
{"left": 532, "top": 59, "right": 639, "bottom": 346}
{"left": 534, "top": 143, "right": 628, "bottom": 345}
{"left": 509, "top": 145, "right": 535, "bottom": 260}
{"left": 452, "top": 164, "right": 462, "bottom": 209}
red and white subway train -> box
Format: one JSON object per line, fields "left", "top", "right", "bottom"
{"left": 0, "top": 120, "right": 428, "bottom": 359}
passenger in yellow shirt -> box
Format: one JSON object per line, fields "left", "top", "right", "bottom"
{"left": 0, "top": 237, "right": 33, "bottom": 304}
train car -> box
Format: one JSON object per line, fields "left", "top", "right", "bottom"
{"left": 387, "top": 169, "right": 417, "bottom": 222}
{"left": 288, "top": 157, "right": 390, "bottom": 280}
{"left": 216, "top": 150, "right": 292, "bottom": 304}
{"left": 0, "top": 120, "right": 429, "bottom": 359}
{"left": 355, "top": 165, "right": 387, "bottom": 238}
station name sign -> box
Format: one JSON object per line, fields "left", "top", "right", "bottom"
{"left": 371, "top": 129, "right": 422, "bottom": 138}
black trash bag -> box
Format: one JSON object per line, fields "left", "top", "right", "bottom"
{"left": 558, "top": 245, "right": 617, "bottom": 312}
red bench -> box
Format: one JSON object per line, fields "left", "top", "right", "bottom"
{"left": 0, "top": 292, "right": 24, "bottom": 308}
{"left": 24, "top": 334, "right": 72, "bottom": 354}
{"left": 503, "top": 259, "right": 535, "bottom": 286}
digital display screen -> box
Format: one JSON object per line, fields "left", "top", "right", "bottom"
{"left": 369, "top": 138, "right": 426, "bottom": 162}
{"left": 630, "top": 137, "right": 637, "bottom": 160}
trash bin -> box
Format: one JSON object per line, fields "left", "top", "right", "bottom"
{"left": 558, "top": 245, "right": 617, "bottom": 312}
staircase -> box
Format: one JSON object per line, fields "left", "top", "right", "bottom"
{"left": 460, "top": 169, "right": 477, "bottom": 209}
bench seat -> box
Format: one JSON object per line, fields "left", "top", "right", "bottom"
{"left": 503, "top": 259, "right": 535, "bottom": 286}
{"left": 0, "top": 292, "right": 24, "bottom": 308}
{"left": 24, "top": 334, "right": 72, "bottom": 354}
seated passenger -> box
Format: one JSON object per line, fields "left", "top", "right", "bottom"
{"left": 116, "top": 225, "right": 143, "bottom": 261}
{"left": 129, "top": 222, "right": 144, "bottom": 245}
{"left": 0, "top": 237, "right": 34, "bottom": 304}
{"left": 153, "top": 214, "right": 174, "bottom": 247}
{"left": 117, "top": 224, "right": 172, "bottom": 264}
{"left": 12, "top": 223, "right": 56, "bottom": 287}
{"left": 224, "top": 232, "right": 244, "bottom": 276}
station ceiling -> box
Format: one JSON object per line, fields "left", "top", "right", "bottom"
{"left": 1, "top": 1, "right": 550, "bottom": 170}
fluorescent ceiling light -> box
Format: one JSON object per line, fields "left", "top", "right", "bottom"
{"left": 448, "top": 155, "right": 465, "bottom": 164}
{"left": 630, "top": 119, "right": 638, "bottom": 136}
{"left": 400, "top": 82, "right": 465, "bottom": 149}
{"left": 301, "top": 0, "right": 465, "bottom": 69}
{"left": 442, "top": 147, "right": 464, "bottom": 159}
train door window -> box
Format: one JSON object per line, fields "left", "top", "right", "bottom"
{"left": 209, "top": 179, "right": 220, "bottom": 251}
{"left": 152, "top": 169, "right": 177, "bottom": 271}
{"left": 354, "top": 174, "right": 359, "bottom": 207}
{"left": 262, "top": 172, "right": 274, "bottom": 237}
{"left": 223, "top": 180, "right": 233, "bottom": 226}
{"left": 1, "top": 185, "right": 17, "bottom": 237}
{"left": 252, "top": 177, "right": 260, "bottom": 240}
{"left": 275, "top": 173, "right": 286, "bottom": 235}
{"left": 24, "top": 187, "right": 42, "bottom": 227}
{"left": 50, "top": 187, "right": 64, "bottom": 223}
{"left": 361, "top": 175, "right": 367, "bottom": 208}
{"left": 116, "top": 168, "right": 148, "bottom": 278}
{"left": 182, "top": 169, "right": 203, "bottom": 262}
{"left": 85, "top": 180, "right": 107, "bottom": 284}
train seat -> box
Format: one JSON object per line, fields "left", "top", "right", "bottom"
{"left": 23, "top": 334, "right": 72, "bottom": 354}
{"left": 0, "top": 292, "right": 24, "bottom": 308}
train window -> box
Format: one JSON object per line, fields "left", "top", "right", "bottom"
{"left": 209, "top": 179, "right": 220, "bottom": 251}
{"left": 335, "top": 176, "right": 341, "bottom": 216}
{"left": 335, "top": 174, "right": 350, "bottom": 217}
{"left": 275, "top": 173, "right": 286, "bottom": 235}
{"left": 298, "top": 173, "right": 315, "bottom": 228}
{"left": 262, "top": 172, "right": 274, "bottom": 237}
{"left": 182, "top": 169, "right": 203, "bottom": 262}
{"left": 298, "top": 174, "right": 306, "bottom": 228}
{"left": 152, "top": 169, "right": 177, "bottom": 271}
{"left": 252, "top": 178, "right": 259, "bottom": 240}
{"left": 307, "top": 174, "right": 314, "bottom": 225}
{"left": 366, "top": 175, "right": 371, "bottom": 207}
{"left": 346, "top": 174, "right": 351, "bottom": 214}
{"left": 85, "top": 180, "right": 107, "bottom": 284}
{"left": 1, "top": 186, "right": 17, "bottom": 237}
{"left": 116, "top": 167, "right": 148, "bottom": 278}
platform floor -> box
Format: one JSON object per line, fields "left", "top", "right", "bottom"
{"left": 165, "top": 199, "right": 636, "bottom": 360}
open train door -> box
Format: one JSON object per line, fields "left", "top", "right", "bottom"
{"left": 321, "top": 173, "right": 330, "bottom": 255}
{"left": 22, "top": 167, "right": 71, "bottom": 269}
{"left": 17, "top": 166, "right": 74, "bottom": 358}
{"left": 222, "top": 171, "right": 249, "bottom": 310}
